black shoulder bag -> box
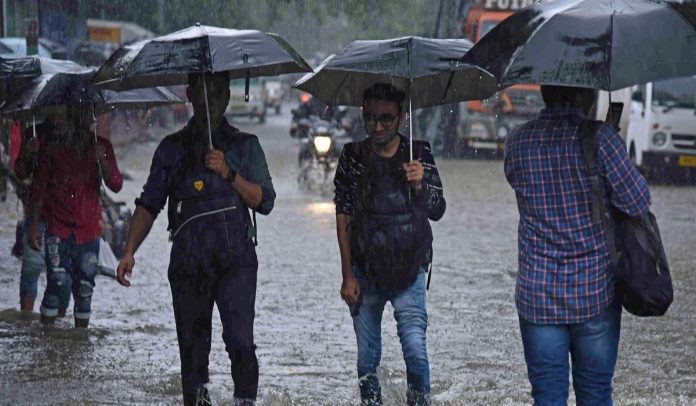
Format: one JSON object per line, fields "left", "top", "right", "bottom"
{"left": 579, "top": 120, "right": 673, "bottom": 317}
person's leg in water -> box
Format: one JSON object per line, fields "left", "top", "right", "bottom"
{"left": 217, "top": 265, "right": 259, "bottom": 405}
{"left": 71, "top": 238, "right": 99, "bottom": 328}
{"left": 351, "top": 267, "right": 388, "bottom": 405}
{"left": 392, "top": 271, "right": 430, "bottom": 405}
{"left": 570, "top": 301, "right": 622, "bottom": 406}
{"left": 19, "top": 219, "right": 45, "bottom": 312}
{"left": 519, "top": 317, "right": 572, "bottom": 405}
{"left": 40, "top": 234, "right": 73, "bottom": 324}
{"left": 169, "top": 262, "right": 215, "bottom": 406}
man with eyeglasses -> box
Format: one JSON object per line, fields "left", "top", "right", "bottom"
{"left": 333, "top": 83, "right": 446, "bottom": 405}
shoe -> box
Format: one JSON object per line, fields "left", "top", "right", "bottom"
{"left": 75, "top": 318, "right": 89, "bottom": 328}
{"left": 57, "top": 309, "right": 67, "bottom": 317}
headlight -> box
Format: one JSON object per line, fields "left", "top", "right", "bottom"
{"left": 497, "top": 126, "right": 509, "bottom": 138}
{"left": 652, "top": 132, "right": 667, "bottom": 147}
{"left": 313, "top": 135, "right": 332, "bottom": 154}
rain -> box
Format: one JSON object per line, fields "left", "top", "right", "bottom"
{"left": 1, "top": 1, "right": 695, "bottom": 405}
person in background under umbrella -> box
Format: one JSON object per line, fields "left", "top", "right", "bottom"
{"left": 504, "top": 85, "right": 651, "bottom": 405}
{"left": 116, "top": 72, "right": 276, "bottom": 406}
{"left": 13, "top": 119, "right": 53, "bottom": 313}
{"left": 29, "top": 107, "right": 123, "bottom": 328}
{"left": 334, "top": 83, "right": 446, "bottom": 405}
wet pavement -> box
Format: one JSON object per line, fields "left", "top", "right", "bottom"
{"left": 0, "top": 106, "right": 695, "bottom": 405}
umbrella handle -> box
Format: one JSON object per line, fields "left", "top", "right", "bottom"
{"left": 202, "top": 73, "right": 213, "bottom": 150}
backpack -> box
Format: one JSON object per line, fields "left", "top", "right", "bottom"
{"left": 579, "top": 120, "right": 673, "bottom": 317}
{"left": 349, "top": 139, "right": 433, "bottom": 290}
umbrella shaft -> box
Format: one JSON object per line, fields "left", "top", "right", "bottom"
{"left": 203, "top": 74, "right": 213, "bottom": 150}
{"left": 409, "top": 97, "right": 413, "bottom": 162}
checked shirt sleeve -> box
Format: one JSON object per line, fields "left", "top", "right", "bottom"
{"left": 597, "top": 125, "right": 651, "bottom": 216}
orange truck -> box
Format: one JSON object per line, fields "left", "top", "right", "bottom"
{"left": 456, "top": 0, "right": 543, "bottom": 158}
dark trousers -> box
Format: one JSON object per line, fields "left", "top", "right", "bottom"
{"left": 169, "top": 263, "right": 258, "bottom": 404}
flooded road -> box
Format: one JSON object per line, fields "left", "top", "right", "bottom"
{"left": 1, "top": 106, "right": 695, "bottom": 405}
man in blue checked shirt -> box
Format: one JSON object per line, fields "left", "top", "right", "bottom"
{"left": 504, "top": 85, "right": 650, "bottom": 406}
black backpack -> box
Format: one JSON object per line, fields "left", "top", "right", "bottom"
{"left": 579, "top": 120, "right": 673, "bottom": 317}
{"left": 349, "top": 140, "right": 433, "bottom": 290}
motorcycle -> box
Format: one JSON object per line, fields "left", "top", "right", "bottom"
{"left": 297, "top": 114, "right": 352, "bottom": 194}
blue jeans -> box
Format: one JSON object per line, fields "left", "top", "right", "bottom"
{"left": 19, "top": 218, "right": 46, "bottom": 299}
{"left": 349, "top": 268, "right": 430, "bottom": 406}
{"left": 40, "top": 234, "right": 100, "bottom": 320}
{"left": 519, "top": 302, "right": 622, "bottom": 406}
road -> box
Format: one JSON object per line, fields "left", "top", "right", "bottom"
{"left": 0, "top": 104, "right": 695, "bottom": 405}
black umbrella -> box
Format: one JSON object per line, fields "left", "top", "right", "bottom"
{"left": 0, "top": 55, "right": 86, "bottom": 84}
{"left": 462, "top": 0, "right": 696, "bottom": 91}
{"left": 0, "top": 56, "right": 87, "bottom": 108}
{"left": 293, "top": 36, "right": 498, "bottom": 159}
{"left": 1, "top": 71, "right": 183, "bottom": 135}
{"left": 92, "top": 24, "right": 313, "bottom": 148}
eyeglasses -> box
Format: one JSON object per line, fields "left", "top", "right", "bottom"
{"left": 363, "top": 113, "right": 399, "bottom": 127}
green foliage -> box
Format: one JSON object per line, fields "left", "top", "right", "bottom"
{"left": 98, "top": 0, "right": 454, "bottom": 58}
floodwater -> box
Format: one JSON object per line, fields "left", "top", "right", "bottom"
{"left": 0, "top": 106, "right": 695, "bottom": 405}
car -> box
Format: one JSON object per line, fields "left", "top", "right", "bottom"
{"left": 225, "top": 78, "right": 267, "bottom": 123}
{"left": 0, "top": 37, "right": 52, "bottom": 57}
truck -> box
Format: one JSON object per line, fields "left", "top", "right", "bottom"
{"left": 263, "top": 79, "right": 285, "bottom": 115}
{"left": 596, "top": 76, "right": 696, "bottom": 183}
{"left": 456, "top": 0, "right": 543, "bottom": 158}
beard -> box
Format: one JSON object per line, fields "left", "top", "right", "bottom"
{"left": 370, "top": 129, "right": 398, "bottom": 147}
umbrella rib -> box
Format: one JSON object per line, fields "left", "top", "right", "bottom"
{"left": 202, "top": 26, "right": 214, "bottom": 73}
{"left": 440, "top": 71, "right": 455, "bottom": 105}
{"left": 329, "top": 71, "right": 352, "bottom": 105}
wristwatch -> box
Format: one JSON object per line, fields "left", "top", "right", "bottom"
{"left": 225, "top": 167, "right": 238, "bottom": 183}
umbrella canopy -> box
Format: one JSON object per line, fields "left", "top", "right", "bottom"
{"left": 462, "top": 0, "right": 696, "bottom": 91}
{"left": 293, "top": 36, "right": 497, "bottom": 109}
{"left": 1, "top": 70, "right": 183, "bottom": 119}
{"left": 92, "top": 24, "right": 313, "bottom": 91}
{"left": 0, "top": 55, "right": 86, "bottom": 83}
{"left": 1, "top": 56, "right": 89, "bottom": 107}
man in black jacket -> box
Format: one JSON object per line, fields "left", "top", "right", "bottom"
{"left": 334, "top": 83, "right": 446, "bottom": 405}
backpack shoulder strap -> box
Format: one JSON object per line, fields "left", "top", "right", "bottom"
{"left": 579, "top": 120, "right": 618, "bottom": 263}
{"left": 579, "top": 120, "right": 605, "bottom": 226}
